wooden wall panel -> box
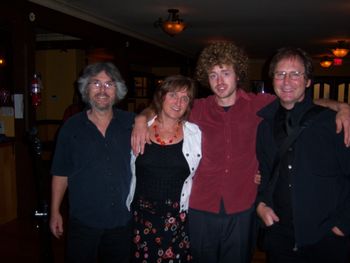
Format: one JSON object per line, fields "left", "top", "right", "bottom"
{"left": 0, "top": 143, "right": 17, "bottom": 224}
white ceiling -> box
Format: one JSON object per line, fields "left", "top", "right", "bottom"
{"left": 31, "top": 0, "right": 350, "bottom": 60}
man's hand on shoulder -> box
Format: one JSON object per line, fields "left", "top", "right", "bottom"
{"left": 335, "top": 102, "right": 350, "bottom": 147}
{"left": 314, "top": 99, "right": 350, "bottom": 147}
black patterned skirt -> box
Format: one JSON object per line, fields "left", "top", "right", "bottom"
{"left": 131, "top": 198, "right": 191, "bottom": 263}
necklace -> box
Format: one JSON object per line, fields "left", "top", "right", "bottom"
{"left": 153, "top": 122, "right": 180, "bottom": 146}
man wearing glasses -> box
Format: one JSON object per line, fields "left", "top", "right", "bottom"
{"left": 256, "top": 47, "right": 350, "bottom": 263}
{"left": 50, "top": 62, "right": 135, "bottom": 262}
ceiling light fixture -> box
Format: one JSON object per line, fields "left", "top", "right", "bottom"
{"left": 319, "top": 56, "right": 333, "bottom": 68}
{"left": 155, "top": 9, "right": 186, "bottom": 36}
{"left": 332, "top": 40, "right": 349, "bottom": 58}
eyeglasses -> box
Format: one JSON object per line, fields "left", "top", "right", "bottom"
{"left": 273, "top": 71, "right": 305, "bottom": 80}
{"left": 88, "top": 80, "right": 116, "bottom": 89}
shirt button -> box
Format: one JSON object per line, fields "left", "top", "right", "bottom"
{"left": 288, "top": 165, "right": 292, "bottom": 169}
{"left": 111, "top": 202, "right": 115, "bottom": 206}
{"left": 197, "top": 154, "right": 201, "bottom": 157}
{"left": 288, "top": 184, "right": 292, "bottom": 188}
{"left": 225, "top": 169, "right": 229, "bottom": 173}
{"left": 186, "top": 153, "right": 189, "bottom": 156}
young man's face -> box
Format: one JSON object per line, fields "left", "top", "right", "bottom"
{"left": 207, "top": 64, "right": 238, "bottom": 106}
{"left": 273, "top": 57, "right": 311, "bottom": 110}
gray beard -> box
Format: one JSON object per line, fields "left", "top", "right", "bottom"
{"left": 89, "top": 98, "right": 114, "bottom": 112}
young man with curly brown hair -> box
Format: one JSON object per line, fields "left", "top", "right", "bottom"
{"left": 187, "top": 42, "right": 275, "bottom": 263}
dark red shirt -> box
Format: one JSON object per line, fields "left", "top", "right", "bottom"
{"left": 189, "top": 90, "right": 274, "bottom": 214}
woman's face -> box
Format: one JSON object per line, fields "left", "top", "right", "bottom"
{"left": 161, "top": 88, "right": 190, "bottom": 121}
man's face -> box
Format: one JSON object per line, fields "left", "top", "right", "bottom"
{"left": 87, "top": 71, "right": 116, "bottom": 112}
{"left": 207, "top": 64, "right": 238, "bottom": 106}
{"left": 273, "top": 57, "right": 311, "bottom": 110}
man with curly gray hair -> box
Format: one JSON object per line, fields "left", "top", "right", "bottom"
{"left": 50, "top": 62, "right": 135, "bottom": 263}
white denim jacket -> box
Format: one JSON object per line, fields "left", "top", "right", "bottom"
{"left": 126, "top": 116, "right": 202, "bottom": 212}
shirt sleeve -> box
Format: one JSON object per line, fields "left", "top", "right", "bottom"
{"left": 255, "top": 121, "right": 274, "bottom": 207}
{"left": 50, "top": 126, "right": 71, "bottom": 177}
{"left": 333, "top": 124, "right": 350, "bottom": 235}
{"left": 189, "top": 98, "right": 205, "bottom": 123}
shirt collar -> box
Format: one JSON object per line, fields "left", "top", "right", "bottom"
{"left": 209, "top": 89, "right": 252, "bottom": 111}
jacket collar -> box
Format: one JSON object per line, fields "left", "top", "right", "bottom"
{"left": 208, "top": 89, "right": 253, "bottom": 111}
{"left": 257, "top": 89, "right": 315, "bottom": 125}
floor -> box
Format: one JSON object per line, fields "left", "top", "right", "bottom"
{"left": 0, "top": 217, "right": 64, "bottom": 262}
{"left": 0, "top": 217, "right": 266, "bottom": 263}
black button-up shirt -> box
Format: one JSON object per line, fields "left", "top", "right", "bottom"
{"left": 273, "top": 106, "right": 295, "bottom": 231}
{"left": 51, "top": 108, "right": 135, "bottom": 228}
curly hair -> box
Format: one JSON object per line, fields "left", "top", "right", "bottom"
{"left": 195, "top": 42, "right": 248, "bottom": 90}
{"left": 151, "top": 75, "right": 196, "bottom": 121}
{"left": 269, "top": 47, "right": 313, "bottom": 81}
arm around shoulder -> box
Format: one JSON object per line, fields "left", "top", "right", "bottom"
{"left": 314, "top": 99, "right": 350, "bottom": 146}
{"left": 131, "top": 106, "right": 155, "bottom": 155}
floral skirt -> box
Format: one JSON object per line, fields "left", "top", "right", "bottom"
{"left": 131, "top": 198, "right": 191, "bottom": 263}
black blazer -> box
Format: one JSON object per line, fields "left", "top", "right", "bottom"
{"left": 256, "top": 96, "right": 350, "bottom": 246}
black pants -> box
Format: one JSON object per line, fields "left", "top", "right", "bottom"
{"left": 188, "top": 206, "right": 257, "bottom": 263}
{"left": 66, "top": 218, "right": 132, "bottom": 263}
{"left": 265, "top": 228, "right": 350, "bottom": 263}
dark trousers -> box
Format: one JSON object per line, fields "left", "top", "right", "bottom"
{"left": 66, "top": 218, "right": 132, "bottom": 263}
{"left": 265, "top": 228, "right": 350, "bottom": 263}
{"left": 188, "top": 206, "right": 257, "bottom": 263}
